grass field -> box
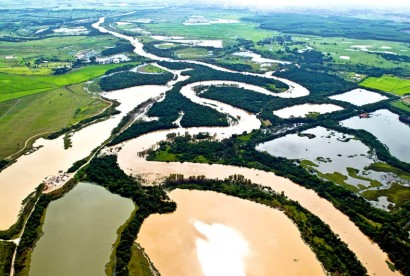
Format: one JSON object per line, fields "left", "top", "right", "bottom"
{"left": 0, "top": 35, "right": 120, "bottom": 70}
{"left": 391, "top": 99, "right": 410, "bottom": 112}
{"left": 137, "top": 64, "right": 167, "bottom": 74}
{"left": 0, "top": 62, "right": 139, "bottom": 102}
{"left": 359, "top": 75, "right": 410, "bottom": 96}
{"left": 0, "top": 84, "right": 109, "bottom": 159}
{"left": 255, "top": 34, "right": 410, "bottom": 70}
{"left": 127, "top": 243, "right": 153, "bottom": 276}
{"left": 175, "top": 48, "right": 211, "bottom": 59}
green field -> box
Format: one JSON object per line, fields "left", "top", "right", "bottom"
{"left": 137, "top": 64, "right": 167, "bottom": 74}
{"left": 175, "top": 48, "right": 211, "bottom": 59}
{"left": 360, "top": 76, "right": 410, "bottom": 96}
{"left": 0, "top": 35, "right": 120, "bottom": 70}
{"left": 0, "top": 84, "right": 109, "bottom": 159}
{"left": 0, "top": 62, "right": 138, "bottom": 102}
{"left": 391, "top": 99, "right": 410, "bottom": 112}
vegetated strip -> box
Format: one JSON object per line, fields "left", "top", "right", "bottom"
{"left": 13, "top": 179, "right": 78, "bottom": 275}
{"left": 99, "top": 71, "right": 174, "bottom": 91}
{"left": 0, "top": 186, "right": 43, "bottom": 240}
{"left": 163, "top": 174, "right": 367, "bottom": 275}
{"left": 82, "top": 155, "right": 176, "bottom": 276}
{"left": 0, "top": 241, "right": 16, "bottom": 276}
{"left": 147, "top": 132, "right": 410, "bottom": 275}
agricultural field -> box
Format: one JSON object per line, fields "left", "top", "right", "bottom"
{"left": 360, "top": 75, "right": 410, "bottom": 96}
{"left": 0, "top": 84, "right": 109, "bottom": 159}
{"left": 0, "top": 35, "right": 121, "bottom": 74}
{"left": 0, "top": 62, "right": 139, "bottom": 102}
{"left": 392, "top": 98, "right": 410, "bottom": 112}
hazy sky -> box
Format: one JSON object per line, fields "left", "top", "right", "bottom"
{"left": 205, "top": 0, "right": 410, "bottom": 9}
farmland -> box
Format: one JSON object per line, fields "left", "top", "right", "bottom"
{"left": 0, "top": 84, "right": 109, "bottom": 159}
{"left": 360, "top": 75, "right": 410, "bottom": 96}
{"left": 0, "top": 62, "right": 139, "bottom": 102}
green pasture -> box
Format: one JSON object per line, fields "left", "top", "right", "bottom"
{"left": 137, "top": 64, "right": 167, "bottom": 74}
{"left": 175, "top": 48, "right": 211, "bottom": 59}
{"left": 360, "top": 75, "right": 410, "bottom": 96}
{"left": 142, "top": 20, "right": 275, "bottom": 46}
{"left": 0, "top": 62, "right": 138, "bottom": 102}
{"left": 391, "top": 100, "right": 410, "bottom": 112}
{"left": 0, "top": 35, "right": 119, "bottom": 69}
{"left": 255, "top": 34, "right": 410, "bottom": 69}
{"left": 0, "top": 84, "right": 109, "bottom": 159}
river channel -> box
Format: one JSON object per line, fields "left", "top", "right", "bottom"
{"left": 0, "top": 16, "right": 399, "bottom": 276}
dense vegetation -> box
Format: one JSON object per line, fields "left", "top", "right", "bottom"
{"left": 148, "top": 84, "right": 230, "bottom": 127}
{"left": 99, "top": 71, "right": 174, "bottom": 91}
{"left": 202, "top": 86, "right": 272, "bottom": 113}
{"left": 148, "top": 132, "right": 410, "bottom": 275}
{"left": 274, "top": 67, "right": 357, "bottom": 96}
{"left": 101, "top": 42, "right": 134, "bottom": 56}
{"left": 13, "top": 179, "right": 78, "bottom": 275}
{"left": 244, "top": 13, "right": 410, "bottom": 42}
{"left": 83, "top": 155, "right": 176, "bottom": 276}
{"left": 157, "top": 61, "right": 289, "bottom": 91}
{"left": 164, "top": 174, "right": 367, "bottom": 275}
{"left": 109, "top": 120, "right": 175, "bottom": 146}
{"left": 0, "top": 241, "right": 15, "bottom": 276}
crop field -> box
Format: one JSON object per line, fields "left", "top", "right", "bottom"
{"left": 0, "top": 84, "right": 109, "bottom": 159}
{"left": 392, "top": 99, "right": 410, "bottom": 112}
{"left": 0, "top": 62, "right": 139, "bottom": 102}
{"left": 0, "top": 35, "right": 120, "bottom": 72}
{"left": 359, "top": 75, "right": 410, "bottom": 96}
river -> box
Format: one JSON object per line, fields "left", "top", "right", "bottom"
{"left": 0, "top": 16, "right": 398, "bottom": 276}
{"left": 137, "top": 189, "right": 324, "bottom": 276}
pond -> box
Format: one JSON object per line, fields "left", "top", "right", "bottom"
{"left": 233, "top": 51, "right": 291, "bottom": 65}
{"left": 329, "top": 88, "right": 388, "bottom": 106}
{"left": 273, "top": 103, "right": 343, "bottom": 119}
{"left": 341, "top": 109, "right": 410, "bottom": 163}
{"left": 29, "top": 182, "right": 134, "bottom": 276}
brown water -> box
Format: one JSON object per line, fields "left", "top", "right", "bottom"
{"left": 117, "top": 129, "right": 398, "bottom": 276}
{"left": 137, "top": 189, "right": 324, "bottom": 276}
{"left": 0, "top": 85, "right": 166, "bottom": 230}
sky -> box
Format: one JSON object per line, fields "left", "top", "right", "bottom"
{"left": 203, "top": 0, "right": 410, "bottom": 9}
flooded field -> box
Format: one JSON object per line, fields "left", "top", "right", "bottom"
{"left": 29, "top": 182, "right": 134, "bottom": 276}
{"left": 255, "top": 126, "right": 409, "bottom": 192}
{"left": 273, "top": 103, "right": 343, "bottom": 119}
{"left": 233, "top": 51, "right": 291, "bottom": 65}
{"left": 137, "top": 189, "right": 324, "bottom": 276}
{"left": 341, "top": 109, "right": 410, "bottom": 163}
{"left": 329, "top": 88, "right": 388, "bottom": 106}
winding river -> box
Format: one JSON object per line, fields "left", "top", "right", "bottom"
{"left": 0, "top": 16, "right": 398, "bottom": 276}
{"left": 93, "top": 18, "right": 396, "bottom": 275}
